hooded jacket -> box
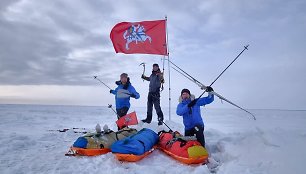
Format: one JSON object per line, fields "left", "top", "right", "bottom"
{"left": 176, "top": 94, "right": 214, "bottom": 130}
{"left": 111, "top": 82, "right": 140, "bottom": 109}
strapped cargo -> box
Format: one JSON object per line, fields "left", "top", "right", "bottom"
{"left": 158, "top": 131, "right": 209, "bottom": 164}
{"left": 66, "top": 127, "right": 137, "bottom": 156}
{"left": 111, "top": 128, "right": 159, "bottom": 162}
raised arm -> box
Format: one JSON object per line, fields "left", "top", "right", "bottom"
{"left": 141, "top": 74, "right": 150, "bottom": 81}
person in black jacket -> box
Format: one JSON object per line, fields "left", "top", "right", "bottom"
{"left": 141, "top": 64, "right": 165, "bottom": 125}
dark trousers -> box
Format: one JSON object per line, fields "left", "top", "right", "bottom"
{"left": 116, "top": 107, "right": 129, "bottom": 130}
{"left": 145, "top": 92, "right": 164, "bottom": 122}
{"left": 116, "top": 107, "right": 129, "bottom": 118}
{"left": 185, "top": 125, "right": 205, "bottom": 147}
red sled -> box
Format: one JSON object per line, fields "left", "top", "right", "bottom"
{"left": 116, "top": 111, "right": 138, "bottom": 129}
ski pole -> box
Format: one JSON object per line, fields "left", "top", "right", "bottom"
{"left": 108, "top": 104, "right": 119, "bottom": 119}
{"left": 196, "top": 45, "right": 256, "bottom": 120}
{"left": 197, "top": 45, "right": 249, "bottom": 99}
{"left": 168, "top": 59, "right": 201, "bottom": 85}
{"left": 94, "top": 76, "right": 112, "bottom": 90}
{"left": 173, "top": 66, "right": 256, "bottom": 120}
{"left": 162, "top": 121, "right": 173, "bottom": 132}
{"left": 170, "top": 45, "right": 256, "bottom": 120}
{"left": 212, "top": 45, "right": 249, "bottom": 86}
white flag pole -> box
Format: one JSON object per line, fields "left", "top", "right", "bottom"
{"left": 165, "top": 15, "right": 171, "bottom": 121}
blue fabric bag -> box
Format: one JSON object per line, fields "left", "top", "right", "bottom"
{"left": 111, "top": 128, "right": 158, "bottom": 155}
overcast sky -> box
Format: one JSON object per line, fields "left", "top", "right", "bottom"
{"left": 0, "top": 0, "right": 305, "bottom": 111}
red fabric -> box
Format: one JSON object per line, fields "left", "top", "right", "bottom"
{"left": 159, "top": 132, "right": 174, "bottom": 149}
{"left": 110, "top": 20, "right": 167, "bottom": 55}
{"left": 116, "top": 111, "right": 138, "bottom": 129}
{"left": 170, "top": 140, "right": 201, "bottom": 158}
{"left": 158, "top": 132, "right": 202, "bottom": 158}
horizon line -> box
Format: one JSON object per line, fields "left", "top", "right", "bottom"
{"left": 1, "top": 103, "right": 305, "bottom": 112}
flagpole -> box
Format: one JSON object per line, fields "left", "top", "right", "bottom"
{"left": 165, "top": 15, "right": 171, "bottom": 121}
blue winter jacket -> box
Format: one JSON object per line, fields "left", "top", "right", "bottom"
{"left": 111, "top": 83, "right": 140, "bottom": 109}
{"left": 176, "top": 94, "right": 214, "bottom": 130}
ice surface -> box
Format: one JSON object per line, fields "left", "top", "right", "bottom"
{"left": 0, "top": 104, "right": 305, "bottom": 174}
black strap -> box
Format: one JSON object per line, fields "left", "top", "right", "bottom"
{"left": 177, "top": 138, "right": 187, "bottom": 147}
{"left": 137, "top": 140, "right": 146, "bottom": 152}
{"left": 115, "top": 128, "right": 136, "bottom": 140}
{"left": 115, "top": 132, "right": 119, "bottom": 140}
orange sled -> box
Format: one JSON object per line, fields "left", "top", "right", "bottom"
{"left": 113, "top": 148, "right": 155, "bottom": 162}
{"left": 65, "top": 147, "right": 111, "bottom": 156}
{"left": 158, "top": 147, "right": 208, "bottom": 164}
{"left": 158, "top": 131, "right": 209, "bottom": 164}
{"left": 66, "top": 127, "right": 138, "bottom": 157}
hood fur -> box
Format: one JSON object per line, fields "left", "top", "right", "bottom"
{"left": 178, "top": 94, "right": 195, "bottom": 103}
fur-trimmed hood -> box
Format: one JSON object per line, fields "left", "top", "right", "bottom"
{"left": 178, "top": 94, "right": 195, "bottom": 103}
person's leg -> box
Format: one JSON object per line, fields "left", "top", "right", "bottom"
{"left": 143, "top": 93, "right": 153, "bottom": 123}
{"left": 152, "top": 92, "right": 164, "bottom": 125}
{"left": 116, "top": 107, "right": 129, "bottom": 130}
{"left": 121, "top": 107, "right": 129, "bottom": 116}
{"left": 195, "top": 125, "right": 205, "bottom": 147}
{"left": 184, "top": 128, "right": 195, "bottom": 136}
{"left": 116, "top": 107, "right": 129, "bottom": 118}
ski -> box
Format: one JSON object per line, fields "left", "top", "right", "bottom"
{"left": 48, "top": 127, "right": 88, "bottom": 134}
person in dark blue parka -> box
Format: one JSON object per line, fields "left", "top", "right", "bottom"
{"left": 141, "top": 64, "right": 165, "bottom": 125}
{"left": 110, "top": 73, "right": 140, "bottom": 117}
{"left": 176, "top": 87, "right": 214, "bottom": 147}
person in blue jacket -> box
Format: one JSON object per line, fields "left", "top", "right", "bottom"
{"left": 176, "top": 87, "right": 214, "bottom": 147}
{"left": 110, "top": 73, "right": 140, "bottom": 117}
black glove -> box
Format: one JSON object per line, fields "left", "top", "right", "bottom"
{"left": 160, "top": 78, "right": 165, "bottom": 83}
{"left": 205, "top": 86, "right": 214, "bottom": 92}
{"left": 130, "top": 93, "right": 136, "bottom": 98}
{"left": 110, "top": 90, "right": 113, "bottom": 93}
{"left": 188, "top": 99, "right": 198, "bottom": 108}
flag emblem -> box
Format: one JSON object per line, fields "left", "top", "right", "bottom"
{"left": 123, "top": 24, "right": 152, "bottom": 50}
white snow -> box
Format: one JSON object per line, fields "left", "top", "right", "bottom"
{"left": 0, "top": 104, "right": 306, "bottom": 174}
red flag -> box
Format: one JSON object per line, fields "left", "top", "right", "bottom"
{"left": 110, "top": 20, "right": 167, "bottom": 55}
{"left": 116, "top": 111, "right": 138, "bottom": 129}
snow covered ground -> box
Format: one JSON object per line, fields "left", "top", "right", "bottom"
{"left": 0, "top": 104, "right": 306, "bottom": 174}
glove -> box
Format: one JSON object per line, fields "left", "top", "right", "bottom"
{"left": 188, "top": 99, "right": 198, "bottom": 108}
{"left": 130, "top": 93, "right": 136, "bottom": 98}
{"left": 110, "top": 90, "right": 113, "bottom": 93}
{"left": 160, "top": 78, "right": 165, "bottom": 83}
{"left": 141, "top": 74, "right": 147, "bottom": 79}
{"left": 205, "top": 86, "right": 214, "bottom": 92}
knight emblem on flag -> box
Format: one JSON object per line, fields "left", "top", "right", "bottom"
{"left": 123, "top": 24, "right": 152, "bottom": 50}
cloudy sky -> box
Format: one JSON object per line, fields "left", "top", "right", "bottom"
{"left": 0, "top": 0, "right": 305, "bottom": 111}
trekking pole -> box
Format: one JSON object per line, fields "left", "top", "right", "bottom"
{"left": 108, "top": 104, "right": 119, "bottom": 119}
{"left": 169, "top": 45, "right": 255, "bottom": 120}
{"left": 197, "top": 45, "right": 249, "bottom": 99}
{"left": 94, "top": 76, "right": 112, "bottom": 90}
{"left": 171, "top": 66, "right": 203, "bottom": 87}
{"left": 162, "top": 121, "right": 173, "bottom": 132}
{"left": 172, "top": 63, "right": 256, "bottom": 120}
{"left": 168, "top": 59, "right": 201, "bottom": 85}
{"left": 196, "top": 45, "right": 256, "bottom": 120}
{"left": 213, "top": 45, "right": 249, "bottom": 86}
